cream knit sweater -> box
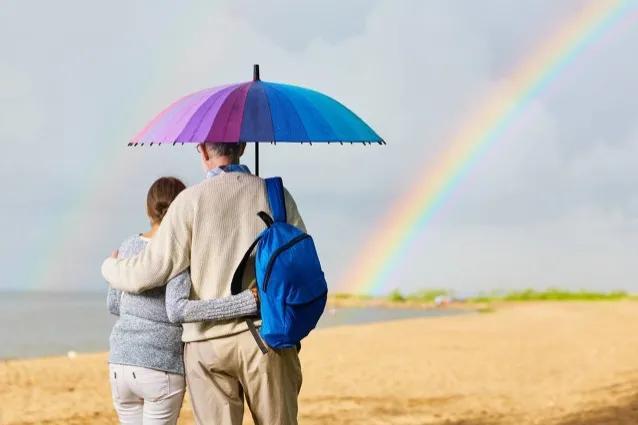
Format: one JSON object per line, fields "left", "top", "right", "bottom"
{"left": 101, "top": 171, "right": 305, "bottom": 342}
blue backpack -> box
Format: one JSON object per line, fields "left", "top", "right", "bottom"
{"left": 231, "top": 177, "right": 328, "bottom": 352}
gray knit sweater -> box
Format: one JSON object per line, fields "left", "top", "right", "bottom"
{"left": 107, "top": 235, "right": 257, "bottom": 375}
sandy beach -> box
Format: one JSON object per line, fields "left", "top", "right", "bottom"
{"left": 2, "top": 301, "right": 638, "bottom": 424}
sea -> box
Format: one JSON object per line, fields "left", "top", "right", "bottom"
{"left": 0, "top": 291, "right": 466, "bottom": 359}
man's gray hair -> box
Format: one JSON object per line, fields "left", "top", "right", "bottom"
{"left": 204, "top": 142, "right": 246, "bottom": 160}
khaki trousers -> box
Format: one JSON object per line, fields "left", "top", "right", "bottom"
{"left": 184, "top": 330, "right": 302, "bottom": 425}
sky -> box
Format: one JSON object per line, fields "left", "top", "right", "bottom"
{"left": 0, "top": 0, "right": 637, "bottom": 294}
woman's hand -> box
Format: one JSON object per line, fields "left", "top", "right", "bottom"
{"left": 110, "top": 250, "right": 119, "bottom": 259}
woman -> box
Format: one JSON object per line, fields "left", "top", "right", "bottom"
{"left": 107, "top": 176, "right": 258, "bottom": 425}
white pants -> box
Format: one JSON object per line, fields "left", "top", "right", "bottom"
{"left": 109, "top": 364, "right": 186, "bottom": 425}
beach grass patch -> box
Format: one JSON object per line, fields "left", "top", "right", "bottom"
{"left": 388, "top": 289, "right": 406, "bottom": 303}
{"left": 468, "top": 288, "right": 629, "bottom": 302}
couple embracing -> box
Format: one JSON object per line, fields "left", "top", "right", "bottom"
{"left": 102, "top": 142, "right": 305, "bottom": 425}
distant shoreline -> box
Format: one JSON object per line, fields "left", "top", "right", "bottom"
{"left": 328, "top": 288, "right": 637, "bottom": 310}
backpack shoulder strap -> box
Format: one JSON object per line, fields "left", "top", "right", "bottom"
{"left": 230, "top": 236, "right": 270, "bottom": 355}
{"left": 230, "top": 236, "right": 261, "bottom": 295}
{"left": 265, "top": 177, "right": 287, "bottom": 223}
{"left": 229, "top": 212, "right": 273, "bottom": 295}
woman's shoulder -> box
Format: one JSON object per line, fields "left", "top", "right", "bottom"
{"left": 118, "top": 234, "right": 148, "bottom": 258}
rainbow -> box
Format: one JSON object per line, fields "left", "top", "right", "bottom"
{"left": 340, "top": 0, "right": 636, "bottom": 295}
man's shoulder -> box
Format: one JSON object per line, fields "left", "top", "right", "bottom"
{"left": 167, "top": 183, "right": 199, "bottom": 206}
{"left": 194, "top": 173, "right": 265, "bottom": 191}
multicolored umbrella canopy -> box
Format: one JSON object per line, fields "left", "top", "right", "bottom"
{"left": 132, "top": 65, "right": 383, "bottom": 145}
{"left": 131, "top": 65, "right": 384, "bottom": 174}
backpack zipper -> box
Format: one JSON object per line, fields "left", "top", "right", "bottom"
{"left": 262, "top": 234, "right": 311, "bottom": 291}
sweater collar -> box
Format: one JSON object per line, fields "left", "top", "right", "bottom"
{"left": 206, "top": 164, "right": 251, "bottom": 179}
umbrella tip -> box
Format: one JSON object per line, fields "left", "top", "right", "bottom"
{"left": 253, "top": 64, "right": 260, "bottom": 81}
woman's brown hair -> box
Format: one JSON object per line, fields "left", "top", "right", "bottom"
{"left": 146, "top": 177, "right": 186, "bottom": 224}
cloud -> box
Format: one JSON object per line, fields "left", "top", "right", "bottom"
{"left": 1, "top": 0, "right": 637, "bottom": 294}
{"left": 230, "top": 0, "right": 378, "bottom": 51}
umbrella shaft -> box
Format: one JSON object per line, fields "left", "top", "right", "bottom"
{"left": 255, "top": 143, "right": 259, "bottom": 177}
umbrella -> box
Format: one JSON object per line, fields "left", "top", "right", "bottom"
{"left": 130, "top": 64, "right": 384, "bottom": 175}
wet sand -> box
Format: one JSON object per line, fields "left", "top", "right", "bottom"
{"left": 1, "top": 302, "right": 638, "bottom": 424}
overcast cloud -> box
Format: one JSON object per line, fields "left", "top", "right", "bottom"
{"left": 1, "top": 0, "right": 637, "bottom": 294}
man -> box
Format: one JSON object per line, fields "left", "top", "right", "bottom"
{"left": 102, "top": 142, "right": 304, "bottom": 425}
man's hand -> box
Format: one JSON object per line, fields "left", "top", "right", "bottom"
{"left": 110, "top": 250, "right": 119, "bottom": 259}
